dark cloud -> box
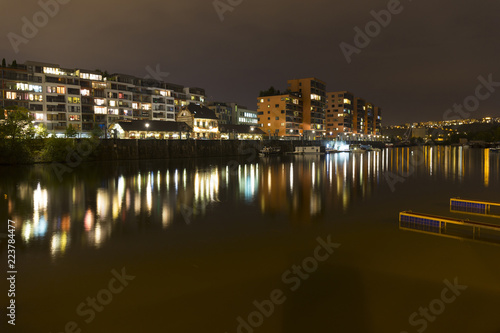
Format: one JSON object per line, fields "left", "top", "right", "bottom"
{"left": 1, "top": 0, "right": 500, "bottom": 124}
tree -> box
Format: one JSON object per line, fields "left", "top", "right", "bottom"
{"left": 10, "top": 60, "right": 17, "bottom": 68}
{"left": 90, "top": 125, "right": 103, "bottom": 139}
{"left": 259, "top": 86, "right": 283, "bottom": 97}
{"left": 35, "top": 124, "right": 49, "bottom": 139}
{"left": 0, "top": 106, "right": 34, "bottom": 141}
{"left": 1, "top": 58, "right": 6, "bottom": 68}
{"left": 65, "top": 124, "right": 78, "bottom": 138}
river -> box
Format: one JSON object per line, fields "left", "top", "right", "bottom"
{"left": 1, "top": 146, "right": 499, "bottom": 332}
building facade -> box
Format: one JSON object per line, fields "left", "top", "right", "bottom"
{"left": 287, "top": 78, "right": 326, "bottom": 138}
{"left": 0, "top": 61, "right": 206, "bottom": 135}
{"left": 257, "top": 92, "right": 303, "bottom": 139}
{"left": 326, "top": 90, "right": 382, "bottom": 138}
{"left": 176, "top": 104, "right": 219, "bottom": 139}
{"left": 207, "top": 102, "right": 258, "bottom": 126}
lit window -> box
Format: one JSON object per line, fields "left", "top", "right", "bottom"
{"left": 95, "top": 98, "right": 106, "bottom": 106}
{"left": 81, "top": 89, "right": 90, "bottom": 96}
{"left": 6, "top": 92, "right": 17, "bottom": 99}
{"left": 109, "top": 100, "right": 116, "bottom": 107}
{"left": 43, "top": 67, "right": 61, "bottom": 75}
{"left": 94, "top": 106, "right": 107, "bottom": 114}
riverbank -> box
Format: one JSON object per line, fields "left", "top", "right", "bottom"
{"left": 0, "top": 139, "right": 391, "bottom": 165}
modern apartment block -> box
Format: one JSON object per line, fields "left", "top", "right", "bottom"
{"left": 287, "top": 78, "right": 326, "bottom": 138}
{"left": 256, "top": 77, "right": 325, "bottom": 139}
{"left": 0, "top": 61, "right": 206, "bottom": 134}
{"left": 257, "top": 92, "right": 303, "bottom": 138}
{"left": 326, "top": 91, "right": 382, "bottom": 138}
{"left": 207, "top": 102, "right": 258, "bottom": 126}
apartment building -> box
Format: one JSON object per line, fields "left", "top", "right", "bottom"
{"left": 257, "top": 92, "right": 303, "bottom": 138}
{"left": 207, "top": 102, "right": 258, "bottom": 126}
{"left": 326, "top": 91, "right": 381, "bottom": 137}
{"left": 287, "top": 78, "right": 326, "bottom": 138}
{"left": 0, "top": 61, "right": 206, "bottom": 135}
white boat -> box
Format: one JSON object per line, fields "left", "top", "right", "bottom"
{"left": 289, "top": 146, "right": 324, "bottom": 155}
{"left": 350, "top": 144, "right": 365, "bottom": 153}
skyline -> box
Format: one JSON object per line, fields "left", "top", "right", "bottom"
{"left": 1, "top": 0, "right": 500, "bottom": 125}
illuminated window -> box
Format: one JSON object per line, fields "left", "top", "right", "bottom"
{"left": 81, "top": 89, "right": 90, "bottom": 96}
{"left": 57, "top": 86, "right": 66, "bottom": 94}
{"left": 68, "top": 97, "right": 80, "bottom": 104}
{"left": 35, "top": 113, "right": 44, "bottom": 121}
{"left": 343, "top": 99, "right": 351, "bottom": 105}
{"left": 268, "top": 123, "right": 271, "bottom": 127}
{"left": 29, "top": 94, "right": 43, "bottom": 101}
{"left": 69, "top": 115, "right": 81, "bottom": 121}
{"left": 17, "top": 83, "right": 37, "bottom": 91}
{"left": 260, "top": 99, "right": 264, "bottom": 103}
{"left": 44, "top": 67, "right": 61, "bottom": 75}
{"left": 6, "top": 92, "right": 17, "bottom": 99}
{"left": 95, "top": 98, "right": 106, "bottom": 106}
{"left": 94, "top": 106, "right": 107, "bottom": 114}
{"left": 109, "top": 100, "right": 116, "bottom": 107}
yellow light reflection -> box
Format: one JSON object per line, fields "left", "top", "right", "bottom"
{"left": 484, "top": 149, "right": 490, "bottom": 187}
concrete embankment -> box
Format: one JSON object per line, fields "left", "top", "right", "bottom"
{"left": 94, "top": 139, "right": 330, "bottom": 160}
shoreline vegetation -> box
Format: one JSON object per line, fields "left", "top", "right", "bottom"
{"left": 1, "top": 107, "right": 500, "bottom": 165}
{"left": 0, "top": 138, "right": 498, "bottom": 166}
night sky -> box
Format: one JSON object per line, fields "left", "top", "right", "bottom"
{"left": 1, "top": 0, "right": 499, "bottom": 125}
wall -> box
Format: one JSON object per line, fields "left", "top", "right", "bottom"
{"left": 92, "top": 139, "right": 336, "bottom": 161}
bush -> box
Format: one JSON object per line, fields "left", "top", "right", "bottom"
{"left": 41, "top": 137, "right": 76, "bottom": 163}
{"left": 0, "top": 140, "right": 33, "bottom": 164}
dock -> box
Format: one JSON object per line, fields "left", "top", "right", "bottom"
{"left": 399, "top": 211, "right": 500, "bottom": 245}
{"left": 450, "top": 198, "right": 500, "bottom": 218}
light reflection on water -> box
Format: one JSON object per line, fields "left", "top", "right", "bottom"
{"left": 2, "top": 146, "right": 499, "bottom": 259}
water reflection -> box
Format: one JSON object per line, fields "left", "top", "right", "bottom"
{"left": 2, "top": 147, "right": 499, "bottom": 258}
